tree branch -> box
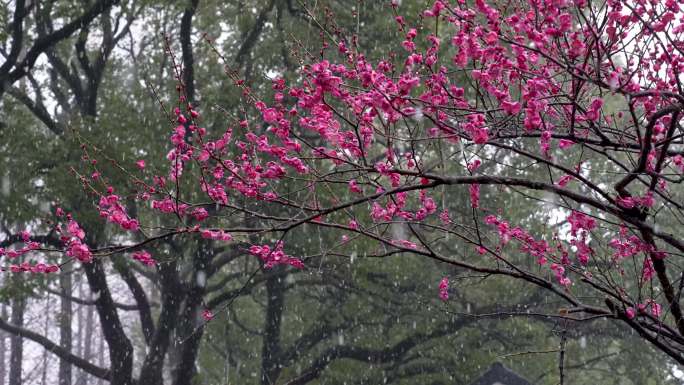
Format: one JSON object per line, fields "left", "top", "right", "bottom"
{"left": 0, "top": 0, "right": 122, "bottom": 97}
{"left": 0, "top": 316, "right": 109, "bottom": 380}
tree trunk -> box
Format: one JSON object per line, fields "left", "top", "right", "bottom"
{"left": 171, "top": 300, "right": 204, "bottom": 385}
{"left": 138, "top": 262, "right": 182, "bottom": 385}
{"left": 96, "top": 331, "right": 105, "bottom": 385}
{"left": 75, "top": 281, "right": 94, "bottom": 385}
{"left": 84, "top": 259, "right": 134, "bottom": 385}
{"left": 9, "top": 294, "right": 25, "bottom": 385}
{"left": 172, "top": 242, "right": 212, "bottom": 385}
{"left": 0, "top": 303, "right": 7, "bottom": 385}
{"left": 261, "top": 271, "right": 285, "bottom": 385}
{"left": 41, "top": 294, "right": 51, "bottom": 385}
{"left": 60, "top": 266, "right": 73, "bottom": 385}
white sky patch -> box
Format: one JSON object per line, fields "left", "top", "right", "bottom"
{"left": 265, "top": 70, "right": 282, "bottom": 80}
{"left": 411, "top": 106, "right": 423, "bottom": 121}
{"left": 196, "top": 270, "right": 207, "bottom": 288}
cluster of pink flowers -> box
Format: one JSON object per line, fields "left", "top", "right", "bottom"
{"left": 584, "top": 98, "right": 603, "bottom": 122}
{"left": 438, "top": 277, "right": 449, "bottom": 301}
{"left": 484, "top": 215, "right": 576, "bottom": 284}
{"left": 643, "top": 301, "right": 662, "bottom": 318}
{"left": 616, "top": 193, "right": 655, "bottom": 209}
{"left": 567, "top": 211, "right": 596, "bottom": 237}
{"left": 566, "top": 211, "right": 596, "bottom": 266}
{"left": 98, "top": 194, "right": 139, "bottom": 232}
{"left": 558, "top": 139, "right": 574, "bottom": 150}
{"left": 8, "top": 262, "right": 60, "bottom": 273}
{"left": 200, "top": 229, "right": 232, "bottom": 241}
{"left": 151, "top": 197, "right": 189, "bottom": 215}
{"left": 469, "top": 185, "right": 480, "bottom": 209}
{"left": 439, "top": 210, "right": 451, "bottom": 225}
{"left": 348, "top": 179, "right": 363, "bottom": 194}
{"left": 202, "top": 309, "right": 214, "bottom": 321}
{"left": 462, "top": 114, "right": 489, "bottom": 144}
{"left": 190, "top": 207, "right": 209, "bottom": 221}
{"left": 608, "top": 226, "right": 652, "bottom": 261}
{"left": 368, "top": 189, "right": 441, "bottom": 224}
{"left": 415, "top": 191, "right": 437, "bottom": 221}
{"left": 248, "top": 242, "right": 304, "bottom": 269}
{"left": 607, "top": 225, "right": 666, "bottom": 281}
{"left": 3, "top": 209, "right": 95, "bottom": 268}
{"left": 131, "top": 250, "right": 155, "bottom": 266}
{"left": 392, "top": 239, "right": 418, "bottom": 249}
{"left": 0, "top": 231, "right": 41, "bottom": 260}
{"left": 66, "top": 242, "right": 92, "bottom": 263}
{"left": 556, "top": 174, "right": 574, "bottom": 187}
{"left": 626, "top": 300, "right": 662, "bottom": 319}
{"left": 672, "top": 155, "right": 684, "bottom": 173}
{"left": 642, "top": 257, "right": 655, "bottom": 281}
{"left": 550, "top": 264, "right": 571, "bottom": 287}
{"left": 63, "top": 219, "right": 92, "bottom": 263}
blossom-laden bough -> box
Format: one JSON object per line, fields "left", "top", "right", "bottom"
{"left": 4, "top": 0, "right": 684, "bottom": 366}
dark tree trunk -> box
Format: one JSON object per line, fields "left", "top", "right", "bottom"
{"left": 179, "top": 0, "right": 199, "bottom": 105}
{"left": 59, "top": 266, "right": 73, "bottom": 385}
{"left": 76, "top": 298, "right": 94, "bottom": 385}
{"left": 0, "top": 303, "right": 7, "bottom": 385}
{"left": 8, "top": 295, "right": 25, "bottom": 385}
{"left": 171, "top": 298, "right": 204, "bottom": 385}
{"left": 84, "top": 260, "right": 134, "bottom": 385}
{"left": 41, "top": 294, "right": 51, "bottom": 385}
{"left": 139, "top": 262, "right": 183, "bottom": 385}
{"left": 96, "top": 331, "right": 105, "bottom": 385}
{"left": 75, "top": 279, "right": 92, "bottom": 385}
{"left": 261, "top": 271, "right": 285, "bottom": 385}
{"left": 172, "top": 242, "right": 212, "bottom": 385}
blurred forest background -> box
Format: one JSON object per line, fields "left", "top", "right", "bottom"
{"left": 0, "top": 0, "right": 680, "bottom": 384}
